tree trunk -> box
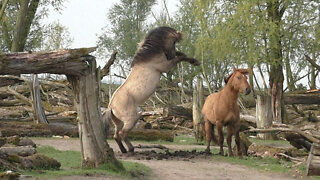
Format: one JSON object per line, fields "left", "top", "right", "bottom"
{"left": 256, "top": 94, "right": 274, "bottom": 139}
{"left": 307, "top": 143, "right": 320, "bottom": 176}
{"left": 11, "top": 0, "right": 39, "bottom": 52}
{"left": 67, "top": 57, "right": 121, "bottom": 168}
{"left": 267, "top": 0, "right": 285, "bottom": 124}
{"left": 30, "top": 74, "right": 48, "bottom": 124}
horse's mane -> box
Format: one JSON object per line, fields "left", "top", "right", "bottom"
{"left": 131, "top": 26, "right": 182, "bottom": 67}
{"left": 224, "top": 68, "right": 250, "bottom": 84}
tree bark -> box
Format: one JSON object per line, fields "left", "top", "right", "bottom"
{"left": 67, "top": 57, "right": 120, "bottom": 168}
{"left": 256, "top": 94, "right": 274, "bottom": 139}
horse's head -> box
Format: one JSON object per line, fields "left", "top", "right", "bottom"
{"left": 132, "top": 26, "right": 182, "bottom": 67}
{"left": 162, "top": 28, "right": 182, "bottom": 60}
{"left": 226, "top": 68, "right": 251, "bottom": 95}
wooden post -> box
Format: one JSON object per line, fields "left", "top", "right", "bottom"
{"left": 193, "top": 83, "right": 200, "bottom": 140}
{"left": 256, "top": 94, "right": 274, "bottom": 139}
{"left": 67, "top": 57, "right": 120, "bottom": 168}
{"left": 307, "top": 143, "right": 320, "bottom": 176}
{"left": 193, "top": 76, "right": 205, "bottom": 142}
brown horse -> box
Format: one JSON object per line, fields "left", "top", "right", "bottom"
{"left": 201, "top": 68, "right": 251, "bottom": 157}
{"left": 103, "top": 27, "right": 200, "bottom": 153}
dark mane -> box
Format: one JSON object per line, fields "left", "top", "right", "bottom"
{"left": 224, "top": 73, "right": 234, "bottom": 84}
{"left": 131, "top": 26, "right": 181, "bottom": 67}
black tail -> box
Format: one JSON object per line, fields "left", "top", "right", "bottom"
{"left": 102, "top": 108, "right": 112, "bottom": 137}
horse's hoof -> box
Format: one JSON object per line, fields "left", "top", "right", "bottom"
{"left": 205, "top": 149, "right": 211, "bottom": 154}
{"left": 120, "top": 148, "right": 128, "bottom": 153}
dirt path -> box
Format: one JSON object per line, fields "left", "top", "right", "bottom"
{"left": 32, "top": 138, "right": 300, "bottom": 180}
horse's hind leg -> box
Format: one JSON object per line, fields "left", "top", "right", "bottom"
{"left": 226, "top": 125, "right": 234, "bottom": 157}
{"left": 112, "top": 116, "right": 127, "bottom": 153}
{"left": 216, "top": 122, "right": 224, "bottom": 156}
{"left": 211, "top": 123, "right": 218, "bottom": 145}
{"left": 204, "top": 120, "right": 212, "bottom": 154}
{"left": 121, "top": 116, "right": 140, "bottom": 153}
{"left": 234, "top": 122, "right": 242, "bottom": 158}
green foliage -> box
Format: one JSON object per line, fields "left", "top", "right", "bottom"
{"left": 0, "top": 0, "right": 67, "bottom": 52}
{"left": 96, "top": 0, "right": 156, "bottom": 67}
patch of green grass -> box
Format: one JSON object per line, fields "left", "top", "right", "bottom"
{"left": 249, "top": 137, "right": 291, "bottom": 147}
{"left": 23, "top": 146, "right": 150, "bottom": 179}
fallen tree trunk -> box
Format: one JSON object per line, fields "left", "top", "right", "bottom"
{"left": 284, "top": 93, "right": 320, "bottom": 105}
{"left": 0, "top": 146, "right": 36, "bottom": 157}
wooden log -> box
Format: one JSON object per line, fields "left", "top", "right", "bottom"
{"left": 0, "top": 146, "right": 36, "bottom": 157}
{"left": 0, "top": 48, "right": 96, "bottom": 76}
{"left": 307, "top": 143, "right": 320, "bottom": 176}
{"left": 284, "top": 93, "right": 320, "bottom": 105}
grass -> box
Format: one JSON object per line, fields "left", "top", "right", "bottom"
{"left": 22, "top": 146, "right": 151, "bottom": 179}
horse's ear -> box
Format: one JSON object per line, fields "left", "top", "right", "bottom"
{"left": 233, "top": 67, "right": 237, "bottom": 72}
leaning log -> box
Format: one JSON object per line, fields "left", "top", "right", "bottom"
{"left": 307, "top": 143, "right": 320, "bottom": 176}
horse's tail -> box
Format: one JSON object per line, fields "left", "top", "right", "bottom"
{"left": 211, "top": 123, "right": 218, "bottom": 145}
{"left": 102, "top": 108, "right": 112, "bottom": 137}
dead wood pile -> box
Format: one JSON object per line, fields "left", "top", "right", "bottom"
{"left": 0, "top": 136, "right": 60, "bottom": 178}
{"left": 141, "top": 105, "right": 194, "bottom": 132}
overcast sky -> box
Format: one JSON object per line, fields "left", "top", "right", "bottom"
{"left": 48, "top": 0, "right": 179, "bottom": 49}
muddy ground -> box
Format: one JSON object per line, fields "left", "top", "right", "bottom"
{"left": 30, "top": 138, "right": 306, "bottom": 180}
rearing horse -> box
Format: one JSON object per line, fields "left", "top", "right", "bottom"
{"left": 103, "top": 27, "right": 200, "bottom": 153}
{"left": 201, "top": 68, "right": 251, "bottom": 157}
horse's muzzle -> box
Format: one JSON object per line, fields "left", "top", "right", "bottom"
{"left": 245, "top": 87, "right": 251, "bottom": 95}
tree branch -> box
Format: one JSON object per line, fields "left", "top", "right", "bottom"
{"left": 101, "top": 50, "right": 117, "bottom": 79}
{"left": 305, "top": 55, "right": 320, "bottom": 71}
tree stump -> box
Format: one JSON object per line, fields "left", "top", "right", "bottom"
{"left": 256, "top": 94, "right": 274, "bottom": 139}
{"left": 307, "top": 143, "right": 320, "bottom": 176}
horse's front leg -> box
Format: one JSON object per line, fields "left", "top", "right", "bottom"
{"left": 234, "top": 122, "right": 242, "bottom": 158}
{"left": 216, "top": 122, "right": 224, "bottom": 156}
{"left": 227, "top": 125, "right": 234, "bottom": 157}
{"left": 175, "top": 51, "right": 201, "bottom": 66}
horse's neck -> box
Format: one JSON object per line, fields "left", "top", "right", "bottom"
{"left": 221, "top": 84, "right": 239, "bottom": 104}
